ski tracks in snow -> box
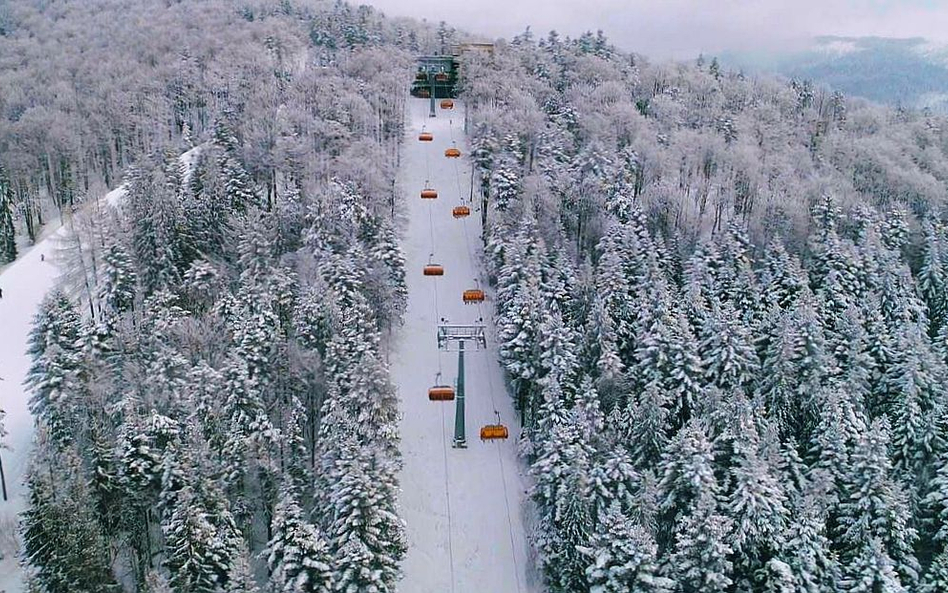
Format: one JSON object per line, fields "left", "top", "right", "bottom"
{"left": 391, "top": 98, "right": 539, "bottom": 593}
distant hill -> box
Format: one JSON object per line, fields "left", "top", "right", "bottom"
{"left": 721, "top": 36, "right": 948, "bottom": 112}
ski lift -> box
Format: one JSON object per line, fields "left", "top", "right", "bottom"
{"left": 424, "top": 255, "right": 444, "bottom": 276}
{"left": 440, "top": 99, "right": 455, "bottom": 109}
{"left": 452, "top": 205, "right": 471, "bottom": 218}
{"left": 480, "top": 412, "right": 509, "bottom": 440}
{"left": 419, "top": 131, "right": 433, "bottom": 142}
{"left": 421, "top": 185, "right": 438, "bottom": 199}
{"left": 444, "top": 147, "right": 461, "bottom": 158}
{"left": 428, "top": 374, "right": 456, "bottom": 401}
{"left": 434, "top": 72, "right": 449, "bottom": 82}
{"left": 463, "top": 289, "right": 485, "bottom": 304}
{"left": 418, "top": 88, "right": 431, "bottom": 98}
{"left": 416, "top": 71, "right": 428, "bottom": 81}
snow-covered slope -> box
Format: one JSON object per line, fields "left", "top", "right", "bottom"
{"left": 0, "top": 185, "right": 123, "bottom": 592}
{"left": 391, "top": 98, "right": 539, "bottom": 593}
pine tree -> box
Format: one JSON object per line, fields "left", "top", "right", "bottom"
{"left": 918, "top": 221, "right": 947, "bottom": 337}
{"left": 727, "top": 436, "right": 791, "bottom": 579}
{"left": 656, "top": 421, "right": 719, "bottom": 550}
{"left": 836, "top": 419, "right": 918, "bottom": 589}
{"left": 267, "top": 486, "right": 334, "bottom": 592}
{"left": 98, "top": 233, "right": 137, "bottom": 315}
{"left": 783, "top": 503, "right": 843, "bottom": 593}
{"left": 581, "top": 503, "right": 674, "bottom": 593}
{"left": 26, "top": 290, "right": 84, "bottom": 445}
{"left": 0, "top": 166, "right": 16, "bottom": 263}
{"left": 328, "top": 441, "right": 405, "bottom": 592}
{"left": 664, "top": 494, "right": 734, "bottom": 593}
{"left": 698, "top": 300, "right": 759, "bottom": 392}
{"left": 163, "top": 483, "right": 238, "bottom": 593}
{"left": 21, "top": 445, "right": 119, "bottom": 593}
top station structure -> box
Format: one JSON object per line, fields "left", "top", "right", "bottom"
{"left": 410, "top": 42, "right": 494, "bottom": 99}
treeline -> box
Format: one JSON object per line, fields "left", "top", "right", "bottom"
{"left": 0, "top": 0, "right": 458, "bottom": 262}
{"left": 13, "top": 0, "right": 426, "bottom": 591}
{"left": 464, "top": 30, "right": 948, "bottom": 592}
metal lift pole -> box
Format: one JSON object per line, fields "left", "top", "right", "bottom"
{"left": 430, "top": 76, "right": 436, "bottom": 118}
{"left": 454, "top": 340, "right": 466, "bottom": 448}
{"left": 438, "top": 324, "right": 486, "bottom": 449}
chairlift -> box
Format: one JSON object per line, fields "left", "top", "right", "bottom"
{"left": 452, "top": 205, "right": 471, "bottom": 218}
{"left": 421, "top": 184, "right": 438, "bottom": 199}
{"left": 463, "top": 289, "right": 485, "bottom": 304}
{"left": 419, "top": 131, "right": 433, "bottom": 142}
{"left": 428, "top": 373, "right": 456, "bottom": 401}
{"left": 424, "top": 255, "right": 444, "bottom": 276}
{"left": 480, "top": 412, "right": 509, "bottom": 440}
{"left": 440, "top": 99, "right": 455, "bottom": 109}
{"left": 444, "top": 147, "right": 461, "bottom": 158}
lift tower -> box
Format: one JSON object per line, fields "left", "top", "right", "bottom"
{"left": 437, "top": 323, "right": 487, "bottom": 448}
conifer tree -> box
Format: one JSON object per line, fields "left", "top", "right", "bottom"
{"left": 0, "top": 166, "right": 16, "bottom": 263}
{"left": 267, "top": 486, "right": 334, "bottom": 593}
{"left": 582, "top": 503, "right": 674, "bottom": 593}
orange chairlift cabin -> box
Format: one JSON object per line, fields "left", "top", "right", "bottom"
{"left": 421, "top": 183, "right": 438, "bottom": 199}
{"left": 452, "top": 204, "right": 471, "bottom": 218}
{"left": 434, "top": 72, "right": 449, "bottom": 82}
{"left": 417, "top": 88, "right": 431, "bottom": 98}
{"left": 440, "top": 99, "right": 455, "bottom": 109}
{"left": 428, "top": 373, "right": 456, "bottom": 401}
{"left": 480, "top": 412, "right": 509, "bottom": 440}
{"left": 423, "top": 255, "right": 444, "bottom": 276}
{"left": 444, "top": 145, "right": 461, "bottom": 158}
{"left": 418, "top": 130, "right": 433, "bottom": 142}
{"left": 463, "top": 288, "right": 485, "bottom": 304}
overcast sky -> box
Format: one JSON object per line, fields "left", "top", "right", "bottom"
{"left": 357, "top": 0, "right": 948, "bottom": 59}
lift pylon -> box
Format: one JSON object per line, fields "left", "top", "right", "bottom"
{"left": 437, "top": 323, "right": 487, "bottom": 448}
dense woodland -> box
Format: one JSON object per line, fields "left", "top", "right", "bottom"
{"left": 8, "top": 0, "right": 948, "bottom": 592}
{"left": 464, "top": 29, "right": 948, "bottom": 593}
{"left": 0, "top": 0, "right": 462, "bottom": 591}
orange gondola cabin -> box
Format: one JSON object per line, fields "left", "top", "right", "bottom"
{"left": 480, "top": 424, "right": 509, "bottom": 440}
{"left": 428, "top": 385, "right": 456, "bottom": 401}
{"left": 445, "top": 147, "right": 461, "bottom": 158}
{"left": 440, "top": 99, "right": 455, "bottom": 109}
{"left": 434, "top": 72, "right": 449, "bottom": 82}
{"left": 423, "top": 264, "right": 444, "bottom": 276}
{"left": 421, "top": 188, "right": 438, "bottom": 199}
{"left": 419, "top": 131, "right": 433, "bottom": 142}
{"left": 463, "top": 289, "right": 485, "bottom": 304}
{"left": 452, "top": 205, "right": 471, "bottom": 218}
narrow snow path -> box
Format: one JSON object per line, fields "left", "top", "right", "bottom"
{"left": 392, "top": 98, "right": 538, "bottom": 593}
{"left": 0, "top": 186, "right": 121, "bottom": 592}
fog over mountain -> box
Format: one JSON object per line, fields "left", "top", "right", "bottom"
{"left": 722, "top": 36, "right": 948, "bottom": 112}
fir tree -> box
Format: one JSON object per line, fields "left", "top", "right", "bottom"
{"left": 0, "top": 166, "right": 16, "bottom": 263}
{"left": 267, "top": 486, "right": 333, "bottom": 592}
{"left": 581, "top": 503, "right": 674, "bottom": 593}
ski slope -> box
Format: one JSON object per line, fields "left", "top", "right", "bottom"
{"left": 392, "top": 98, "right": 539, "bottom": 593}
{"left": 0, "top": 235, "right": 58, "bottom": 593}
{"left": 0, "top": 185, "right": 129, "bottom": 592}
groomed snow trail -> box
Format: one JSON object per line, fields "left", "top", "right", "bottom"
{"left": 392, "top": 98, "right": 538, "bottom": 593}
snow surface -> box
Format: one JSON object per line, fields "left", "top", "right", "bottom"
{"left": 392, "top": 98, "right": 539, "bottom": 593}
{"left": 0, "top": 183, "right": 124, "bottom": 592}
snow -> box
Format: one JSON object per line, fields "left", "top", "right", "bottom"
{"left": 391, "top": 98, "right": 540, "bottom": 593}
{"left": 0, "top": 218, "right": 64, "bottom": 593}
{"left": 0, "top": 146, "right": 200, "bottom": 592}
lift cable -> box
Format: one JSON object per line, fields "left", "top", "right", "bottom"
{"left": 422, "top": 105, "right": 454, "bottom": 591}
{"left": 448, "top": 114, "right": 524, "bottom": 593}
